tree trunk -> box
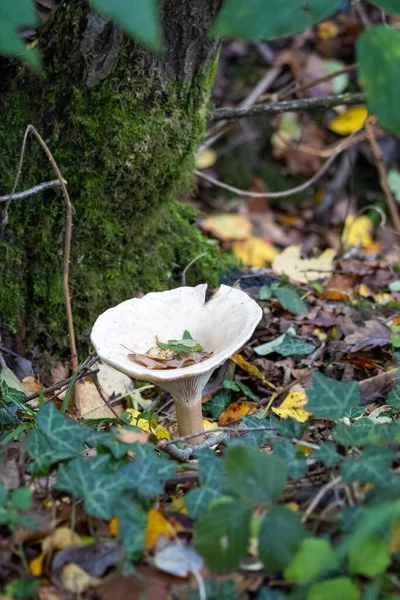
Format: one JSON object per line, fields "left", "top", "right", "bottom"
{"left": 0, "top": 0, "right": 229, "bottom": 358}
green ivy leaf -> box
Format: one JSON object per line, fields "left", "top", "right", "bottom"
{"left": 225, "top": 445, "right": 287, "bottom": 506}
{"left": 92, "top": 0, "right": 162, "bottom": 50}
{"left": 369, "top": 0, "right": 400, "bottom": 15}
{"left": 0, "top": 0, "right": 40, "bottom": 67}
{"left": 341, "top": 447, "right": 395, "bottom": 485}
{"left": 122, "top": 455, "right": 176, "bottom": 501}
{"left": 10, "top": 488, "right": 32, "bottom": 511}
{"left": 223, "top": 380, "right": 259, "bottom": 402}
{"left": 306, "top": 372, "right": 360, "bottom": 420}
{"left": 194, "top": 499, "right": 252, "bottom": 572}
{"left": 0, "top": 484, "right": 7, "bottom": 506}
{"left": 257, "top": 589, "right": 287, "bottom": 600}
{"left": 312, "top": 442, "right": 340, "bottom": 467}
{"left": 113, "top": 495, "right": 147, "bottom": 558}
{"left": 357, "top": 26, "right": 400, "bottom": 136}
{"left": 387, "top": 385, "right": 400, "bottom": 407}
{"left": 259, "top": 506, "right": 306, "bottom": 571}
{"left": 333, "top": 419, "right": 374, "bottom": 446}
{"left": 185, "top": 450, "right": 225, "bottom": 518}
{"left": 284, "top": 538, "right": 338, "bottom": 584}
{"left": 211, "top": 0, "right": 342, "bottom": 41}
{"left": 307, "top": 577, "right": 361, "bottom": 600}
{"left": 36, "top": 402, "right": 88, "bottom": 456}
{"left": 185, "top": 487, "right": 223, "bottom": 519}
{"left": 274, "top": 288, "right": 308, "bottom": 316}
{"left": 259, "top": 285, "right": 272, "bottom": 300}
{"left": 5, "top": 578, "right": 40, "bottom": 599}
{"left": 254, "top": 334, "right": 315, "bottom": 357}
{"left": 272, "top": 439, "right": 307, "bottom": 480}
{"left": 204, "top": 390, "right": 231, "bottom": 419}
{"left": 348, "top": 536, "right": 391, "bottom": 577}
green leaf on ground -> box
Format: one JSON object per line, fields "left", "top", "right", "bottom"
{"left": 185, "top": 449, "right": 225, "bottom": 518}
{"left": 387, "top": 385, "right": 400, "bottom": 407}
{"left": 10, "top": 488, "right": 32, "bottom": 511}
{"left": 259, "top": 285, "right": 272, "bottom": 300}
{"left": 272, "top": 439, "right": 307, "bottom": 480}
{"left": 312, "top": 442, "right": 340, "bottom": 467}
{"left": 357, "top": 26, "right": 400, "bottom": 135}
{"left": 223, "top": 380, "right": 259, "bottom": 401}
{"left": 204, "top": 390, "right": 231, "bottom": 419}
{"left": 259, "top": 506, "right": 306, "bottom": 571}
{"left": 388, "top": 170, "right": 400, "bottom": 203}
{"left": 307, "top": 577, "right": 361, "bottom": 600}
{"left": 348, "top": 536, "right": 391, "bottom": 577}
{"left": 370, "top": 0, "right": 400, "bottom": 15}
{"left": 225, "top": 445, "right": 287, "bottom": 506}
{"left": 194, "top": 499, "right": 252, "bottom": 572}
{"left": 211, "top": 0, "right": 342, "bottom": 41}
{"left": 341, "top": 447, "right": 395, "bottom": 485}
{"left": 306, "top": 372, "right": 360, "bottom": 420}
{"left": 274, "top": 287, "right": 308, "bottom": 316}
{"left": 254, "top": 333, "right": 315, "bottom": 357}
{"left": 92, "top": 0, "right": 162, "bottom": 50}
{"left": 333, "top": 419, "right": 374, "bottom": 446}
{"left": 284, "top": 538, "right": 339, "bottom": 584}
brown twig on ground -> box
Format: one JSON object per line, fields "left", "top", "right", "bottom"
{"left": 276, "top": 63, "right": 357, "bottom": 101}
{"left": 364, "top": 117, "right": 400, "bottom": 232}
{"left": 1, "top": 125, "right": 79, "bottom": 397}
{"left": 0, "top": 180, "right": 63, "bottom": 202}
{"left": 89, "top": 372, "right": 122, "bottom": 421}
{"left": 211, "top": 93, "right": 365, "bottom": 122}
{"left": 302, "top": 476, "right": 342, "bottom": 523}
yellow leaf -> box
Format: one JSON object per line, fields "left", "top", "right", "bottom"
{"left": 29, "top": 552, "right": 45, "bottom": 576}
{"left": 342, "top": 215, "right": 373, "bottom": 248}
{"left": 230, "top": 353, "right": 265, "bottom": 380}
{"left": 200, "top": 214, "right": 252, "bottom": 241}
{"left": 286, "top": 502, "right": 300, "bottom": 512}
{"left": 272, "top": 390, "right": 311, "bottom": 423}
{"left": 109, "top": 516, "right": 119, "bottom": 537}
{"left": 218, "top": 401, "right": 257, "bottom": 426}
{"left": 374, "top": 292, "right": 391, "bottom": 304}
{"left": 195, "top": 148, "right": 217, "bottom": 170}
{"left": 317, "top": 21, "right": 339, "bottom": 39}
{"left": 272, "top": 245, "right": 335, "bottom": 284}
{"left": 124, "top": 408, "right": 170, "bottom": 440}
{"left": 358, "top": 283, "right": 372, "bottom": 297}
{"left": 60, "top": 563, "right": 101, "bottom": 594}
{"left": 329, "top": 106, "right": 368, "bottom": 135}
{"left": 145, "top": 508, "right": 186, "bottom": 550}
{"left": 42, "top": 527, "right": 82, "bottom": 554}
{"left": 232, "top": 237, "right": 278, "bottom": 268}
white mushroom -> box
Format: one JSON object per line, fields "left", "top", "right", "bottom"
{"left": 91, "top": 284, "right": 262, "bottom": 444}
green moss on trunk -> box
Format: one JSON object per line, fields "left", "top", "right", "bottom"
{"left": 0, "top": 0, "right": 231, "bottom": 355}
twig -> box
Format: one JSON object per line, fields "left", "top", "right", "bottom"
{"left": 89, "top": 372, "right": 122, "bottom": 421}
{"left": 364, "top": 117, "right": 400, "bottom": 232}
{"left": 302, "top": 476, "right": 342, "bottom": 523}
{"left": 211, "top": 93, "right": 365, "bottom": 122}
{"left": 181, "top": 253, "right": 207, "bottom": 286}
{"left": 352, "top": 0, "right": 372, "bottom": 28}
{"left": 194, "top": 147, "right": 341, "bottom": 199}
{"left": 277, "top": 63, "right": 357, "bottom": 101}
{"left": 1, "top": 125, "right": 79, "bottom": 387}
{"left": 160, "top": 431, "right": 235, "bottom": 461}
{"left": 0, "top": 180, "right": 63, "bottom": 203}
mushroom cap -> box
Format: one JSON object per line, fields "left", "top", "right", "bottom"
{"left": 90, "top": 284, "right": 263, "bottom": 384}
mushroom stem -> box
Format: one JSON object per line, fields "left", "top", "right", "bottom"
{"left": 174, "top": 395, "right": 205, "bottom": 445}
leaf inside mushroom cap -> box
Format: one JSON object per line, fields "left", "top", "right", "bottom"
{"left": 127, "top": 350, "right": 212, "bottom": 370}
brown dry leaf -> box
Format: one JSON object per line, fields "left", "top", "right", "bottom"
{"left": 272, "top": 386, "right": 311, "bottom": 423}
{"left": 232, "top": 237, "right": 278, "bottom": 268}
{"left": 22, "top": 376, "right": 41, "bottom": 394}
{"left": 272, "top": 245, "right": 336, "bottom": 284}
{"left": 117, "top": 428, "right": 149, "bottom": 445}
{"left": 200, "top": 214, "right": 252, "bottom": 241}
{"left": 218, "top": 401, "right": 257, "bottom": 426}
{"left": 60, "top": 563, "right": 101, "bottom": 594}
{"left": 230, "top": 353, "right": 265, "bottom": 381}
{"left": 49, "top": 362, "right": 70, "bottom": 385}
{"left": 77, "top": 380, "right": 123, "bottom": 420}
{"left": 145, "top": 508, "right": 187, "bottom": 550}
{"left": 38, "top": 587, "right": 66, "bottom": 600}
{"left": 128, "top": 350, "right": 211, "bottom": 370}
{"left": 146, "top": 347, "right": 175, "bottom": 360}
{"left": 345, "top": 320, "right": 392, "bottom": 352}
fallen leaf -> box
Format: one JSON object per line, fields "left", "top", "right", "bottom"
{"left": 42, "top": 527, "right": 82, "bottom": 554}
{"left": 109, "top": 517, "right": 118, "bottom": 537}
{"left": 230, "top": 353, "right": 265, "bottom": 381}
{"left": 38, "top": 587, "right": 65, "bottom": 600}
{"left": 345, "top": 320, "right": 392, "bottom": 352}
{"left": 124, "top": 408, "right": 170, "bottom": 440}
{"left": 77, "top": 380, "right": 123, "bottom": 420}
{"left": 218, "top": 400, "right": 257, "bottom": 426}
{"left": 342, "top": 215, "right": 374, "bottom": 249}
{"left": 21, "top": 376, "right": 41, "bottom": 394}
{"left": 329, "top": 106, "right": 368, "bottom": 135}
{"left": 60, "top": 563, "right": 101, "bottom": 594}
{"left": 272, "top": 388, "right": 311, "bottom": 423}
{"left": 117, "top": 428, "right": 149, "bottom": 445}
{"left": 195, "top": 148, "right": 217, "bottom": 169}
{"left": 96, "top": 361, "right": 134, "bottom": 400}
{"left": 317, "top": 21, "right": 339, "bottom": 39}
{"left": 272, "top": 245, "right": 336, "bottom": 284}
{"left": 200, "top": 214, "right": 252, "bottom": 241}
{"left": 145, "top": 508, "right": 187, "bottom": 550}
{"left": 232, "top": 237, "right": 278, "bottom": 268}
{"left": 128, "top": 350, "right": 212, "bottom": 370}
{"left": 153, "top": 543, "right": 203, "bottom": 577}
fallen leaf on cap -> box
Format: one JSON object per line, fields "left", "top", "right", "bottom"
{"left": 60, "top": 563, "right": 101, "bottom": 594}
{"left": 200, "top": 214, "right": 252, "bottom": 241}
{"left": 232, "top": 237, "right": 278, "bottom": 268}
{"left": 329, "top": 106, "right": 368, "bottom": 135}
{"left": 128, "top": 350, "right": 211, "bottom": 370}
{"left": 272, "top": 388, "right": 311, "bottom": 423}
{"left": 272, "top": 245, "right": 335, "bottom": 284}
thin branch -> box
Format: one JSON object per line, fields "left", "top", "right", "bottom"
{"left": 364, "top": 117, "right": 400, "bottom": 232}
{"left": 211, "top": 93, "right": 365, "bottom": 122}
{"left": 181, "top": 252, "right": 207, "bottom": 286}
{"left": 89, "top": 372, "right": 122, "bottom": 421}
{"left": 2, "top": 125, "right": 79, "bottom": 389}
{"left": 302, "top": 476, "right": 342, "bottom": 523}
{"left": 276, "top": 63, "right": 357, "bottom": 101}
{"left": 0, "top": 180, "right": 63, "bottom": 203}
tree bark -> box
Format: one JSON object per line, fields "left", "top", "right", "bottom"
{"left": 0, "top": 0, "right": 228, "bottom": 358}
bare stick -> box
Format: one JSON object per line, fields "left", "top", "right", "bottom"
{"left": 276, "top": 63, "right": 357, "bottom": 101}
{"left": 2, "top": 125, "right": 79, "bottom": 387}
{"left": 302, "top": 476, "right": 342, "bottom": 523}
{"left": 181, "top": 252, "right": 207, "bottom": 286}
{"left": 89, "top": 372, "right": 122, "bottom": 420}
{"left": 0, "top": 180, "right": 63, "bottom": 203}
{"left": 364, "top": 117, "right": 400, "bottom": 232}
{"left": 211, "top": 93, "right": 365, "bottom": 122}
